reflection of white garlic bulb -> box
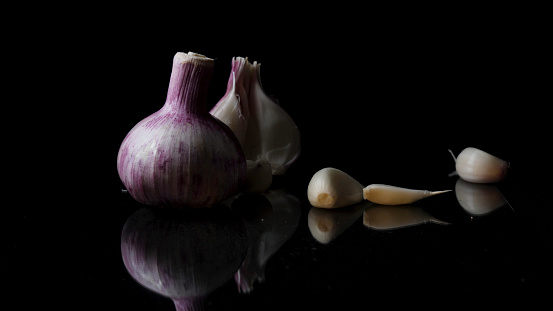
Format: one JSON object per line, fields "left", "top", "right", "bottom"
{"left": 455, "top": 178, "right": 507, "bottom": 216}
{"left": 455, "top": 147, "right": 510, "bottom": 183}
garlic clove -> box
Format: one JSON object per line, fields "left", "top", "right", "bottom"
{"left": 363, "top": 184, "right": 451, "bottom": 205}
{"left": 242, "top": 61, "right": 301, "bottom": 175}
{"left": 455, "top": 147, "right": 510, "bottom": 183}
{"left": 243, "top": 157, "right": 273, "bottom": 193}
{"left": 454, "top": 178, "right": 507, "bottom": 216}
{"left": 363, "top": 204, "right": 449, "bottom": 230}
{"left": 307, "top": 167, "right": 364, "bottom": 208}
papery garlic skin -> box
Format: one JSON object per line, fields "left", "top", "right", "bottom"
{"left": 307, "top": 167, "right": 364, "bottom": 208}
{"left": 117, "top": 52, "right": 246, "bottom": 208}
{"left": 363, "top": 184, "right": 451, "bottom": 205}
{"left": 455, "top": 147, "right": 509, "bottom": 183}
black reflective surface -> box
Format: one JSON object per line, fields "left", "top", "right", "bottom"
{"left": 16, "top": 12, "right": 551, "bottom": 310}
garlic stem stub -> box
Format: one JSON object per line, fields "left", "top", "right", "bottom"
{"left": 117, "top": 52, "right": 246, "bottom": 208}
{"left": 455, "top": 147, "right": 510, "bottom": 183}
{"left": 363, "top": 184, "right": 451, "bottom": 205}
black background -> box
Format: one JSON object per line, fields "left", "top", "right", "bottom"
{"left": 10, "top": 6, "right": 551, "bottom": 310}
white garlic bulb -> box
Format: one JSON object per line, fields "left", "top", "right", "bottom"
{"left": 243, "top": 61, "right": 301, "bottom": 175}
{"left": 210, "top": 57, "right": 253, "bottom": 146}
{"left": 363, "top": 184, "right": 451, "bottom": 205}
{"left": 211, "top": 57, "right": 300, "bottom": 176}
{"left": 455, "top": 147, "right": 510, "bottom": 183}
{"left": 307, "top": 167, "right": 364, "bottom": 209}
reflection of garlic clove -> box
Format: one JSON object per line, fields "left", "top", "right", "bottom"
{"left": 242, "top": 61, "right": 301, "bottom": 175}
{"left": 363, "top": 184, "right": 451, "bottom": 205}
{"left": 453, "top": 147, "right": 510, "bottom": 183}
{"left": 307, "top": 167, "right": 364, "bottom": 209}
{"left": 308, "top": 202, "right": 367, "bottom": 244}
{"left": 455, "top": 178, "right": 507, "bottom": 216}
{"left": 363, "top": 205, "right": 449, "bottom": 230}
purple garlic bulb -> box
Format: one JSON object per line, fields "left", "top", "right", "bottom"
{"left": 117, "top": 52, "right": 246, "bottom": 208}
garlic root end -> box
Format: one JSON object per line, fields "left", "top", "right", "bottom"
{"left": 315, "top": 193, "right": 336, "bottom": 208}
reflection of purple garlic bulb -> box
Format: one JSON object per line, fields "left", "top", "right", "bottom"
{"left": 363, "top": 204, "right": 449, "bottom": 230}
{"left": 455, "top": 178, "right": 507, "bottom": 216}
{"left": 121, "top": 206, "right": 247, "bottom": 310}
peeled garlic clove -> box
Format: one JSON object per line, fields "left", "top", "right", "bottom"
{"left": 243, "top": 61, "right": 301, "bottom": 175}
{"left": 363, "top": 184, "right": 451, "bottom": 205}
{"left": 454, "top": 178, "right": 507, "bottom": 216}
{"left": 455, "top": 147, "right": 510, "bottom": 183}
{"left": 307, "top": 167, "right": 364, "bottom": 208}
{"left": 363, "top": 205, "right": 449, "bottom": 230}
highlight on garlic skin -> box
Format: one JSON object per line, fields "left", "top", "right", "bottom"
{"left": 363, "top": 184, "right": 451, "bottom": 206}
{"left": 117, "top": 52, "right": 246, "bottom": 208}
{"left": 307, "top": 167, "right": 364, "bottom": 209}
{"left": 454, "top": 178, "right": 507, "bottom": 216}
{"left": 452, "top": 147, "right": 510, "bottom": 183}
{"left": 210, "top": 57, "right": 301, "bottom": 180}
{"left": 363, "top": 204, "right": 449, "bottom": 230}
